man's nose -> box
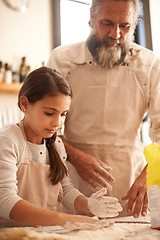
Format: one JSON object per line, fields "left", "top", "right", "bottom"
{"left": 108, "top": 25, "right": 121, "bottom": 40}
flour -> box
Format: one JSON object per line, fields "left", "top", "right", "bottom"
{"left": 1, "top": 223, "right": 160, "bottom": 240}
{"left": 63, "top": 219, "right": 112, "bottom": 231}
{"left": 0, "top": 228, "right": 69, "bottom": 240}
{"left": 88, "top": 188, "right": 122, "bottom": 218}
{"left": 67, "top": 223, "right": 160, "bottom": 240}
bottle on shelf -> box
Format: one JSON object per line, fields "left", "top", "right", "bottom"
{"left": 4, "top": 63, "right": 12, "bottom": 84}
{"left": 0, "top": 61, "right": 5, "bottom": 83}
{"left": 19, "top": 56, "right": 28, "bottom": 82}
{"left": 11, "top": 65, "right": 19, "bottom": 83}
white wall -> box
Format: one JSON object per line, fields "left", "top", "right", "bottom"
{"left": 0, "top": 0, "right": 52, "bottom": 69}
{"left": 1, "top": 0, "right": 159, "bottom": 67}
{"left": 0, "top": 93, "right": 23, "bottom": 128}
{"left": 149, "top": 0, "right": 160, "bottom": 57}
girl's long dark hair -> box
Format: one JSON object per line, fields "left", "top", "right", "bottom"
{"left": 18, "top": 67, "right": 72, "bottom": 184}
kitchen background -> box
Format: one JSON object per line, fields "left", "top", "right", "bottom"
{"left": 0, "top": 0, "right": 160, "bottom": 146}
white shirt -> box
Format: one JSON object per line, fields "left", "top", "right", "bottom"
{"left": 0, "top": 124, "right": 81, "bottom": 219}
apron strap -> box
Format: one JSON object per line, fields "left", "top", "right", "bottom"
{"left": 18, "top": 120, "right": 29, "bottom": 164}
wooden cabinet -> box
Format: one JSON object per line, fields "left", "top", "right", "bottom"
{"left": 0, "top": 83, "right": 22, "bottom": 94}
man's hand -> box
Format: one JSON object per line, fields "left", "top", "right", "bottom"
{"left": 74, "top": 152, "right": 115, "bottom": 191}
{"left": 60, "top": 136, "right": 115, "bottom": 191}
{"left": 122, "top": 165, "right": 148, "bottom": 218}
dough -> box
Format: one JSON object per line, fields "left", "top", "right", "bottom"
{"left": 0, "top": 227, "right": 69, "bottom": 240}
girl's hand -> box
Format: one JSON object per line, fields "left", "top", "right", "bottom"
{"left": 88, "top": 188, "right": 122, "bottom": 218}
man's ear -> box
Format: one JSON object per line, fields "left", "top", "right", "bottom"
{"left": 90, "top": 10, "right": 95, "bottom": 28}
{"left": 19, "top": 96, "right": 29, "bottom": 113}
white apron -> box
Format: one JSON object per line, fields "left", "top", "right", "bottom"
{"left": 17, "top": 121, "right": 63, "bottom": 211}
{"left": 64, "top": 64, "right": 147, "bottom": 217}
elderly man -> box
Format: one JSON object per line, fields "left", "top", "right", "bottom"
{"left": 47, "top": 0, "right": 160, "bottom": 217}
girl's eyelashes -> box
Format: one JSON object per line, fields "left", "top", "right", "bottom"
{"left": 61, "top": 112, "right": 68, "bottom": 117}
{"left": 45, "top": 111, "right": 54, "bottom": 116}
{"left": 44, "top": 111, "right": 68, "bottom": 117}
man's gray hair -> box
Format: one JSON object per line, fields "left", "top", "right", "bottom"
{"left": 90, "top": 0, "right": 141, "bottom": 28}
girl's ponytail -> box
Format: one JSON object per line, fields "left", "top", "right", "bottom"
{"left": 46, "top": 134, "right": 68, "bottom": 185}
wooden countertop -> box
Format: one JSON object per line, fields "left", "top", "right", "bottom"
{"left": 0, "top": 82, "right": 23, "bottom": 94}
{"left": 0, "top": 215, "right": 159, "bottom": 240}
{"left": 0, "top": 222, "right": 159, "bottom": 240}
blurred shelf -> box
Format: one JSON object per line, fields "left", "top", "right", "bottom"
{"left": 0, "top": 82, "right": 23, "bottom": 94}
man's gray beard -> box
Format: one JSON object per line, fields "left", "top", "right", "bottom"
{"left": 87, "top": 32, "right": 132, "bottom": 67}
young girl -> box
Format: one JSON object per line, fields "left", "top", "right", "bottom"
{"left": 0, "top": 67, "right": 122, "bottom": 227}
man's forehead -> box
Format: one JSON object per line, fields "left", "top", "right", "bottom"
{"left": 97, "top": 0, "right": 135, "bottom": 22}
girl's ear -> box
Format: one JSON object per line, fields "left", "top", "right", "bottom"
{"left": 19, "top": 96, "right": 29, "bottom": 113}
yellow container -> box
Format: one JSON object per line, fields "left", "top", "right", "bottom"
{"left": 144, "top": 143, "right": 160, "bottom": 229}
{"left": 144, "top": 143, "right": 160, "bottom": 188}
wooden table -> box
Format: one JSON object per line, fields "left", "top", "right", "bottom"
{"left": 0, "top": 216, "right": 160, "bottom": 240}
